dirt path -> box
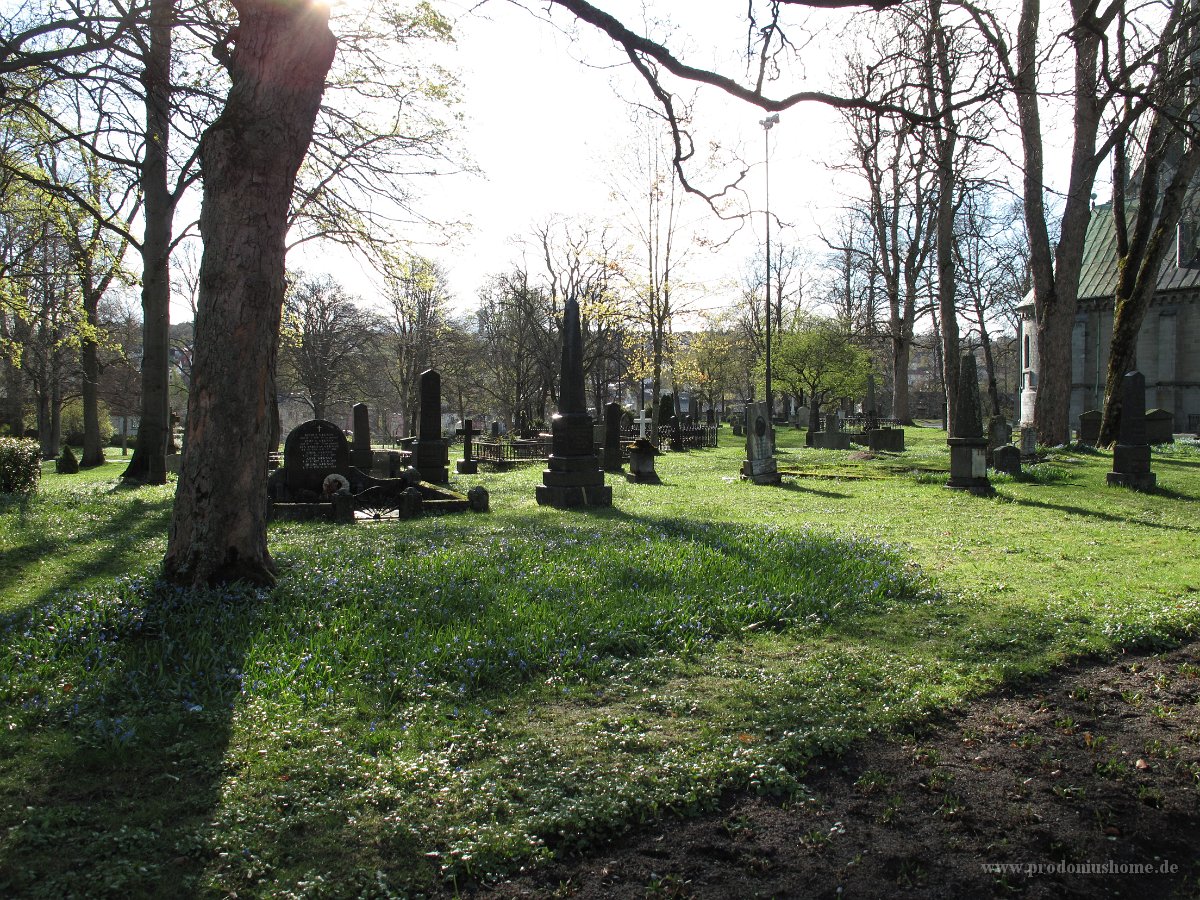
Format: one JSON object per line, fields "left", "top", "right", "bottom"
{"left": 485, "top": 641, "right": 1200, "bottom": 898}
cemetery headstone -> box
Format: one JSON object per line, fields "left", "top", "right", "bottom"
{"left": 706, "top": 408, "right": 716, "bottom": 427}
{"left": 1144, "top": 408, "right": 1174, "bottom": 445}
{"left": 627, "top": 437, "right": 661, "bottom": 482}
{"left": 992, "top": 443, "right": 1022, "bottom": 476}
{"left": 1107, "top": 371, "right": 1156, "bottom": 491}
{"left": 986, "top": 414, "right": 1012, "bottom": 467}
{"left": 413, "top": 369, "right": 449, "bottom": 483}
{"left": 946, "top": 354, "right": 993, "bottom": 495}
{"left": 536, "top": 298, "right": 612, "bottom": 507}
{"left": 352, "top": 402, "right": 372, "bottom": 470}
{"left": 1078, "top": 409, "right": 1102, "bottom": 446}
{"left": 740, "top": 400, "right": 781, "bottom": 484}
{"left": 1019, "top": 425, "right": 1038, "bottom": 458}
{"left": 491, "top": 420, "right": 501, "bottom": 439}
{"left": 603, "top": 402, "right": 624, "bottom": 472}
{"left": 281, "top": 419, "right": 350, "bottom": 495}
{"left": 457, "top": 418, "right": 481, "bottom": 475}
{"left": 867, "top": 426, "right": 905, "bottom": 452}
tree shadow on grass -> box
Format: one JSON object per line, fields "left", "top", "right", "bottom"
{"left": 1001, "top": 493, "right": 1199, "bottom": 532}
{"left": 0, "top": 490, "right": 173, "bottom": 614}
{"left": 775, "top": 480, "right": 853, "bottom": 499}
{"left": 0, "top": 582, "right": 259, "bottom": 896}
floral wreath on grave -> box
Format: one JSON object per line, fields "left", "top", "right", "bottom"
{"left": 322, "top": 473, "right": 350, "bottom": 496}
{"left": 625, "top": 437, "right": 661, "bottom": 455}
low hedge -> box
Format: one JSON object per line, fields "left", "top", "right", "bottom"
{"left": 0, "top": 437, "right": 41, "bottom": 495}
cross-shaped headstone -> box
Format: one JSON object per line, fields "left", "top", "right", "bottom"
{"left": 634, "top": 409, "right": 652, "bottom": 439}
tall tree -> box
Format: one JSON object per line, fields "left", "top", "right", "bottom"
{"left": 277, "top": 272, "right": 379, "bottom": 421}
{"left": 1099, "top": 0, "right": 1200, "bottom": 444}
{"left": 379, "top": 253, "right": 451, "bottom": 433}
{"left": 163, "top": 0, "right": 336, "bottom": 586}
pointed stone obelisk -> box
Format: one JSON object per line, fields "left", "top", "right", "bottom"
{"left": 536, "top": 299, "right": 612, "bottom": 507}
{"left": 1107, "top": 370, "right": 1156, "bottom": 491}
{"left": 946, "top": 354, "right": 993, "bottom": 495}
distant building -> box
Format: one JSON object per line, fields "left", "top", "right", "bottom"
{"left": 1018, "top": 202, "right": 1200, "bottom": 435}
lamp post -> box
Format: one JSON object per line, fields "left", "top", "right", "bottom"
{"left": 760, "top": 113, "right": 779, "bottom": 419}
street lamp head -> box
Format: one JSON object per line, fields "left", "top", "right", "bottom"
{"left": 760, "top": 113, "right": 780, "bottom": 130}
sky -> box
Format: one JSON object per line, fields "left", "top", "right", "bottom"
{"left": 298, "top": 0, "right": 858, "bottom": 319}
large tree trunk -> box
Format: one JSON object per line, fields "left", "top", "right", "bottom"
{"left": 163, "top": 0, "right": 335, "bottom": 587}
{"left": 122, "top": 0, "right": 174, "bottom": 485}
{"left": 928, "top": 0, "right": 959, "bottom": 434}
{"left": 1020, "top": 0, "right": 1108, "bottom": 445}
{"left": 80, "top": 331, "right": 105, "bottom": 467}
{"left": 890, "top": 334, "right": 912, "bottom": 423}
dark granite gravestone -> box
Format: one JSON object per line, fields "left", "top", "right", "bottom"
{"left": 352, "top": 402, "right": 372, "bottom": 470}
{"left": 946, "top": 354, "right": 993, "bottom": 495}
{"left": 1144, "top": 408, "right": 1174, "bottom": 445}
{"left": 1108, "top": 371, "right": 1156, "bottom": 491}
{"left": 706, "top": 408, "right": 716, "bottom": 427}
{"left": 1078, "top": 409, "right": 1102, "bottom": 446}
{"left": 414, "top": 369, "right": 449, "bottom": 483}
{"left": 868, "top": 427, "right": 905, "bottom": 452}
{"left": 740, "top": 401, "right": 780, "bottom": 484}
{"left": 282, "top": 419, "right": 350, "bottom": 495}
{"left": 992, "top": 443, "right": 1022, "bottom": 476}
{"left": 491, "top": 421, "right": 501, "bottom": 439}
{"left": 457, "top": 418, "right": 481, "bottom": 475}
{"left": 986, "top": 415, "right": 1012, "bottom": 467}
{"left": 603, "top": 403, "right": 624, "bottom": 472}
{"left": 536, "top": 299, "right": 611, "bottom": 507}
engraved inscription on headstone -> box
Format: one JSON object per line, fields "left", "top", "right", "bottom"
{"left": 298, "top": 431, "right": 342, "bottom": 469}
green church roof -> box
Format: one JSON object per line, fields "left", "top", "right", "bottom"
{"left": 1076, "top": 200, "right": 1200, "bottom": 301}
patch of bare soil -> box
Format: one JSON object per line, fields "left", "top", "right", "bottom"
{"left": 484, "top": 641, "right": 1200, "bottom": 898}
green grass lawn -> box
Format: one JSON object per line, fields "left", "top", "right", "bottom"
{"left": 1, "top": 431, "right": 1197, "bottom": 896}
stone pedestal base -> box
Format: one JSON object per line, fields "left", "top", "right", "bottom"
{"left": 414, "top": 440, "right": 449, "bottom": 483}
{"left": 740, "top": 456, "right": 781, "bottom": 485}
{"left": 946, "top": 438, "right": 993, "bottom": 495}
{"left": 868, "top": 428, "right": 905, "bottom": 452}
{"left": 537, "top": 452, "right": 611, "bottom": 507}
{"left": 1108, "top": 443, "right": 1156, "bottom": 491}
{"left": 456, "top": 459, "right": 478, "bottom": 475}
{"left": 1106, "top": 471, "right": 1157, "bottom": 491}
{"left": 628, "top": 449, "right": 659, "bottom": 482}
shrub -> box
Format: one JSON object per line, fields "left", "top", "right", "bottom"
{"left": 0, "top": 437, "right": 41, "bottom": 495}
{"left": 56, "top": 445, "right": 80, "bottom": 474}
